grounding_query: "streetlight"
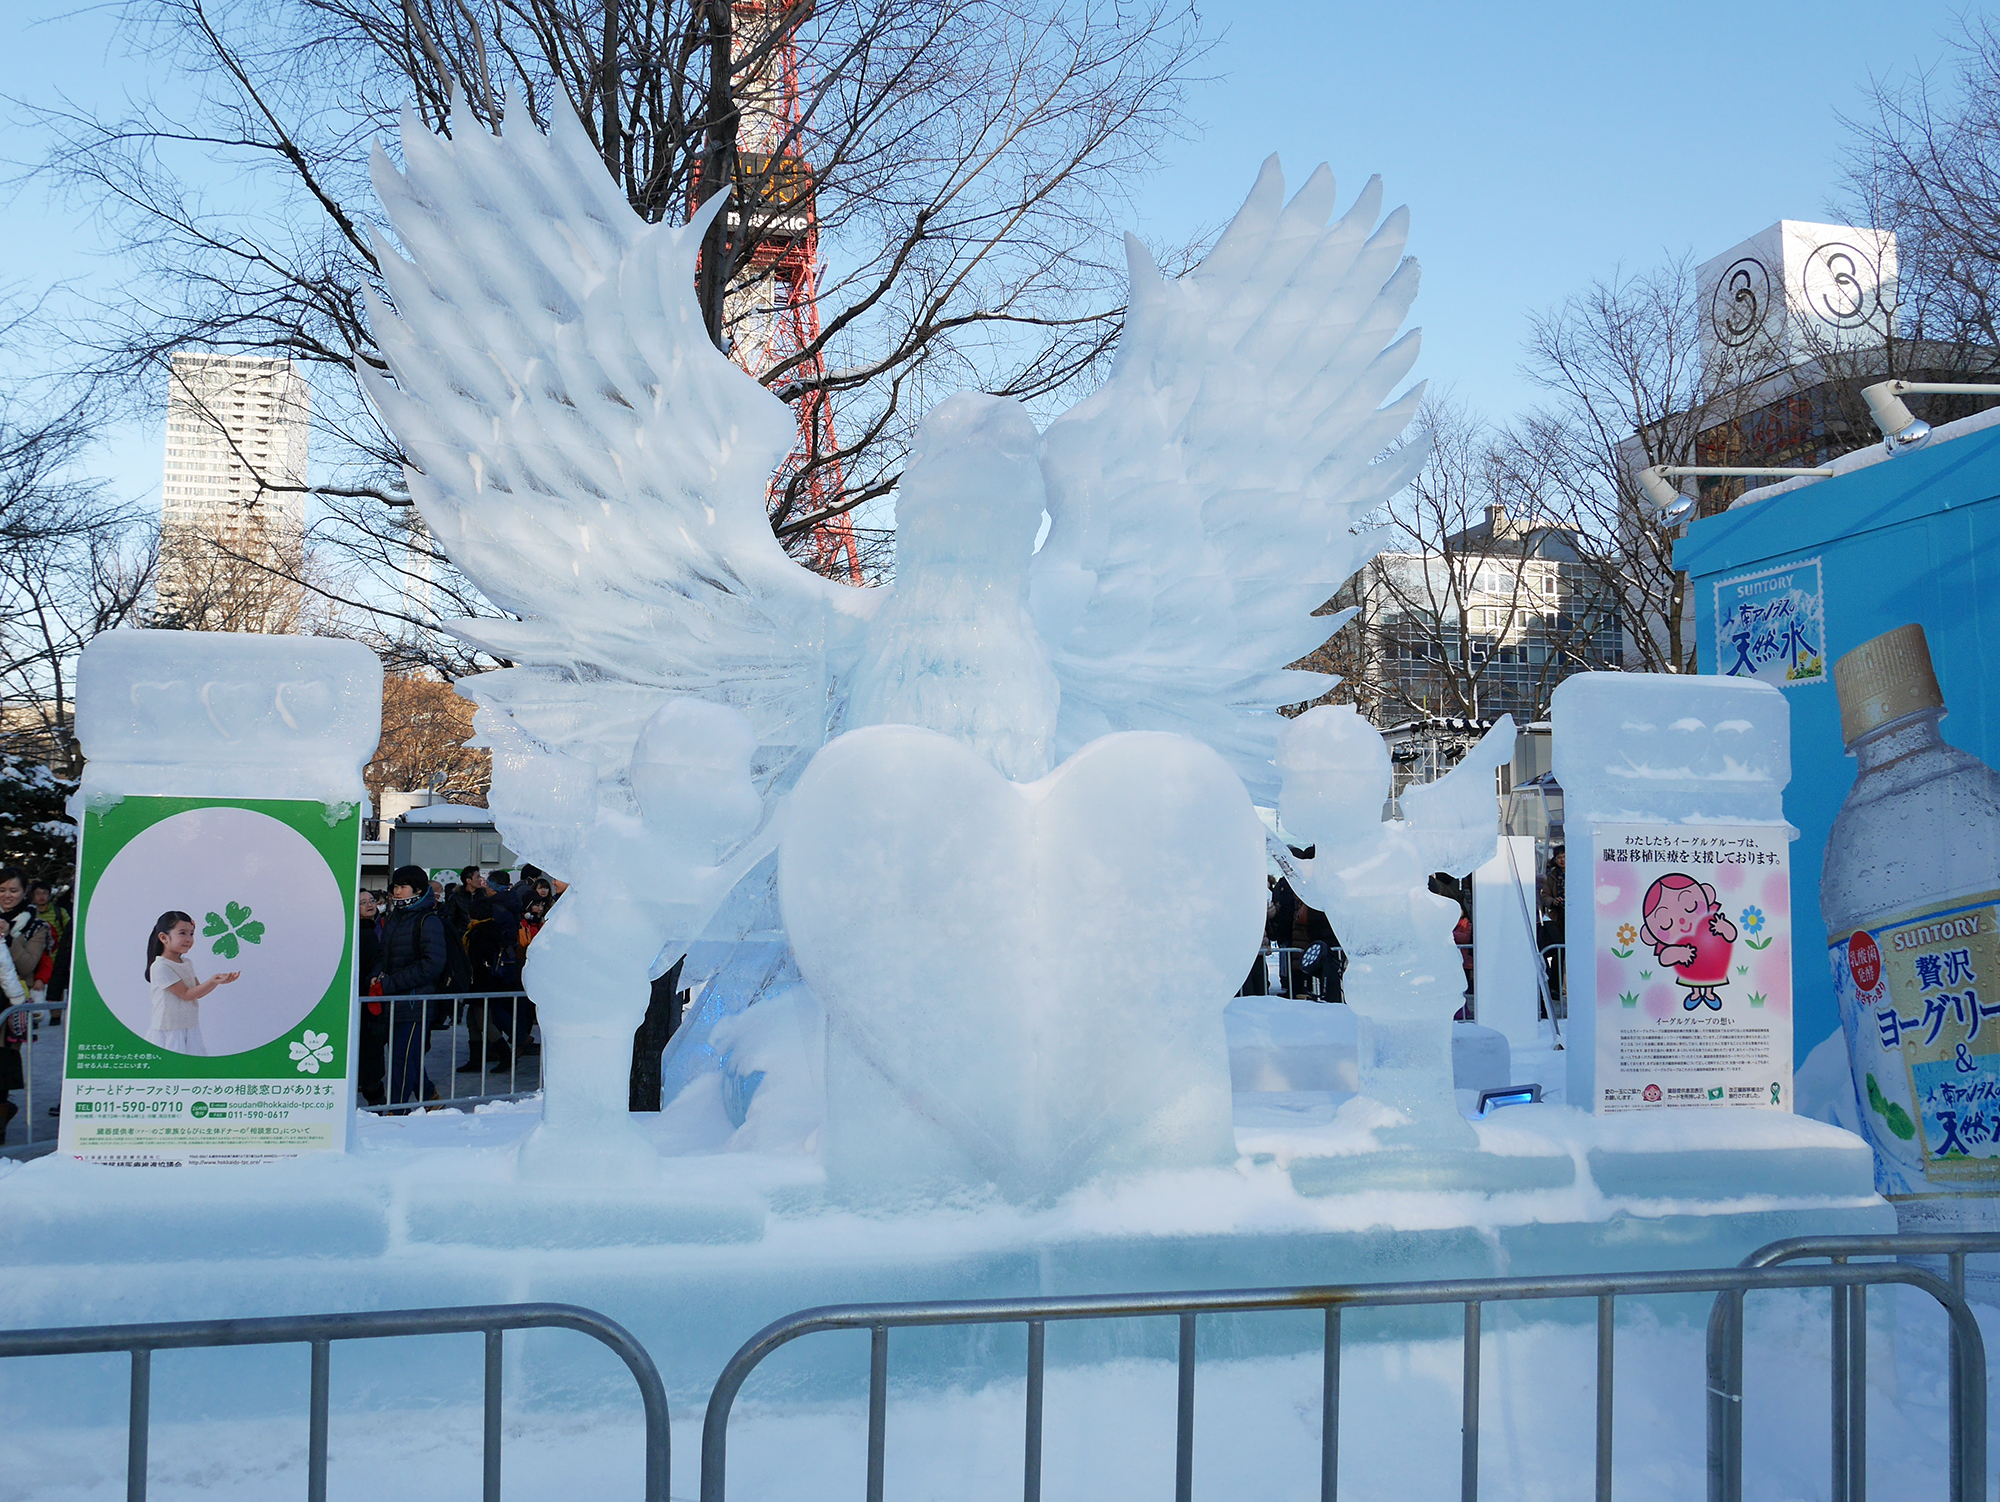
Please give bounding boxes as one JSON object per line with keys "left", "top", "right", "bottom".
{"left": 1635, "top": 464, "right": 1836, "bottom": 524}
{"left": 1861, "top": 380, "right": 2000, "bottom": 455}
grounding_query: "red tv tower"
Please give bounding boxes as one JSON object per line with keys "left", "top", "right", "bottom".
{"left": 725, "top": 1, "right": 862, "bottom": 584}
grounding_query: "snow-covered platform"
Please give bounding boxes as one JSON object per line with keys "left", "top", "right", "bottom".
{"left": 0, "top": 1091, "right": 1889, "bottom": 1414}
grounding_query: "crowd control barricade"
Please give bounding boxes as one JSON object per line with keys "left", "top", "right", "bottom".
{"left": 4, "top": 1239, "right": 1988, "bottom": 1502}
{"left": 1262, "top": 946, "right": 1354, "bottom": 1003}
{"left": 0, "top": 999, "right": 65, "bottom": 1153}
{"left": 356, "top": 991, "right": 540, "bottom": 1114}
{"left": 0, "top": 1302, "right": 669, "bottom": 1502}
{"left": 1540, "top": 943, "right": 1568, "bottom": 1022}
{"left": 1710, "top": 1232, "right": 2000, "bottom": 1502}
{"left": 699, "top": 1249, "right": 1988, "bottom": 1502}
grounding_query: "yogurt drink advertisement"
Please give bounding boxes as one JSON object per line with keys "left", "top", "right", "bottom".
{"left": 1592, "top": 822, "right": 1793, "bottom": 1113}
{"left": 1824, "top": 624, "right": 2000, "bottom": 1224}
{"left": 59, "top": 797, "right": 360, "bottom": 1165}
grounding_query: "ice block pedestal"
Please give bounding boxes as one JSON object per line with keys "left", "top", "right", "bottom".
{"left": 0, "top": 1094, "right": 1887, "bottom": 1415}
{"left": 1553, "top": 673, "right": 1799, "bottom": 1117}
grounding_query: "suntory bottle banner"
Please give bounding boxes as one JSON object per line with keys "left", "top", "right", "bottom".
{"left": 1824, "top": 623, "right": 2000, "bottom": 1219}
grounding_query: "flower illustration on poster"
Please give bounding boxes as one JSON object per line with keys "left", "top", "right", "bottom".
{"left": 1741, "top": 905, "right": 1773, "bottom": 949}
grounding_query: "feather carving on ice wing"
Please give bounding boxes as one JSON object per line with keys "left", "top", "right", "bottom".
{"left": 359, "top": 99, "right": 880, "bottom": 868}
{"left": 363, "top": 100, "right": 1428, "bottom": 875}
{"left": 1033, "top": 157, "right": 1428, "bottom": 801}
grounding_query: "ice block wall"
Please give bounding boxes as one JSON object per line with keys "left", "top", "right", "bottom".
{"left": 1550, "top": 673, "right": 1792, "bottom": 1109}
{"left": 75, "top": 630, "right": 384, "bottom": 806}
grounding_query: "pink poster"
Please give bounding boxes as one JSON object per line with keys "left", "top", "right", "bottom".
{"left": 1591, "top": 822, "right": 1793, "bottom": 1113}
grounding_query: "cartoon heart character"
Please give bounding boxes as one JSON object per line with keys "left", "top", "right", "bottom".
{"left": 1641, "top": 873, "right": 1739, "bottom": 1011}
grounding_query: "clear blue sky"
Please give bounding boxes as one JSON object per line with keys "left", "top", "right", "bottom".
{"left": 1, "top": 0, "right": 1980, "bottom": 506}
{"left": 1132, "top": 0, "right": 1975, "bottom": 427}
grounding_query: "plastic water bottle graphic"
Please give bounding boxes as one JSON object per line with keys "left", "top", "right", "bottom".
{"left": 1822, "top": 624, "right": 2000, "bottom": 1231}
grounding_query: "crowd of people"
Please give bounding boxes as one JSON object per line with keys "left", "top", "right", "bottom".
{"left": 0, "top": 869, "right": 70, "bottom": 1130}
{"left": 0, "top": 840, "right": 1571, "bottom": 1126}
{"left": 355, "top": 863, "right": 560, "bottom": 1107}
{"left": 1243, "top": 847, "right": 1570, "bottom": 1024}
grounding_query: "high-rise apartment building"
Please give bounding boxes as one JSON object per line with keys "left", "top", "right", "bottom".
{"left": 158, "top": 353, "right": 309, "bottom": 629}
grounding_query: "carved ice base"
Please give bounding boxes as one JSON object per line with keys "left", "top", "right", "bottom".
{"left": 515, "top": 1021, "right": 658, "bottom": 1182}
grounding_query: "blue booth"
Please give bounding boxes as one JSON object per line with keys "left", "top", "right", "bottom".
{"left": 1676, "top": 421, "right": 2000, "bottom": 1072}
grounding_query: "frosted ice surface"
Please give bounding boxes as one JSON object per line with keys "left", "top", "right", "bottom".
{"left": 780, "top": 726, "right": 1265, "bottom": 1202}
{"left": 515, "top": 699, "right": 778, "bottom": 1180}
{"left": 1276, "top": 706, "right": 1515, "bottom": 1144}
{"left": 1224, "top": 996, "right": 1511, "bottom": 1096}
{"left": 708, "top": 984, "right": 823, "bottom": 1152}
{"left": 844, "top": 393, "right": 1059, "bottom": 781}
{"left": 76, "top": 630, "right": 382, "bottom": 806}
{"left": 1549, "top": 672, "right": 1790, "bottom": 826}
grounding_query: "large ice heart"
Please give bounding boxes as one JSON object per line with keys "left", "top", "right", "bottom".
{"left": 779, "top": 725, "right": 1265, "bottom": 1202}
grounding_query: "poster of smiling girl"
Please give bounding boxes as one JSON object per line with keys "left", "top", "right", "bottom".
{"left": 55, "top": 630, "right": 378, "bottom": 1166}
{"left": 1590, "top": 823, "right": 1793, "bottom": 1113}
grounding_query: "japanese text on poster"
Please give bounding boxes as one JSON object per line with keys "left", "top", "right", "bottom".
{"left": 1592, "top": 822, "right": 1793, "bottom": 1113}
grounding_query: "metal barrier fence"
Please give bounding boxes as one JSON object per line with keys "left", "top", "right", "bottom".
{"left": 1710, "top": 1232, "right": 2000, "bottom": 1502}
{"left": 699, "top": 1253, "right": 1987, "bottom": 1502}
{"left": 3, "top": 1234, "right": 1990, "bottom": 1500}
{"left": 0, "top": 999, "right": 65, "bottom": 1151}
{"left": 1261, "top": 945, "right": 1339, "bottom": 1001}
{"left": 356, "top": 992, "right": 540, "bottom": 1114}
{"left": 1261, "top": 945, "right": 1478, "bottom": 1014}
{"left": 1261, "top": 944, "right": 1568, "bottom": 1027}
{"left": 0, "top": 1302, "right": 670, "bottom": 1502}
{"left": 1541, "top": 942, "right": 1567, "bottom": 1020}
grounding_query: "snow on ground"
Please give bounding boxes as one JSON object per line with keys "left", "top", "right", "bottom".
{"left": 1, "top": 1289, "right": 1982, "bottom": 1501}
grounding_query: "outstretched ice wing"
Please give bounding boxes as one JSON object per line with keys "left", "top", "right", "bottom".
{"left": 1400, "top": 716, "right": 1516, "bottom": 878}
{"left": 1032, "top": 158, "right": 1426, "bottom": 803}
{"left": 360, "top": 100, "right": 876, "bottom": 833}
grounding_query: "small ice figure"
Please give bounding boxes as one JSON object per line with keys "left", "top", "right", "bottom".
{"left": 512, "top": 700, "right": 775, "bottom": 1179}
{"left": 1276, "top": 706, "right": 1514, "bottom": 1144}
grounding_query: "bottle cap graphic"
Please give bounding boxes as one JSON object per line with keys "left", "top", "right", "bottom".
{"left": 1833, "top": 623, "right": 1945, "bottom": 746}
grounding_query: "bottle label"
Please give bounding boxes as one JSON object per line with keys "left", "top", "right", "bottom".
{"left": 1829, "top": 892, "right": 2000, "bottom": 1195}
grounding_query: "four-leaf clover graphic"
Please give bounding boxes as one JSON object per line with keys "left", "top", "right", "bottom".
{"left": 204, "top": 901, "right": 266, "bottom": 960}
{"left": 290, "top": 1029, "right": 334, "bottom": 1074}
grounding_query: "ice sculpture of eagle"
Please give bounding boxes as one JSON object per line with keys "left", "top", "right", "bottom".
{"left": 358, "top": 101, "right": 1427, "bottom": 868}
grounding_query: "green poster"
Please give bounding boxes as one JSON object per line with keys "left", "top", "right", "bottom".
{"left": 59, "top": 795, "right": 360, "bottom": 1164}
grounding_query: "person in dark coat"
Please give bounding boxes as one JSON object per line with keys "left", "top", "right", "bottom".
{"left": 1267, "top": 876, "right": 1303, "bottom": 996}
{"left": 457, "top": 891, "right": 522, "bottom": 1073}
{"left": 379, "top": 866, "right": 449, "bottom": 1104}
{"left": 356, "top": 889, "right": 387, "bottom": 1105}
{"left": 440, "top": 866, "right": 482, "bottom": 991}
{"left": 486, "top": 869, "right": 525, "bottom": 927}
